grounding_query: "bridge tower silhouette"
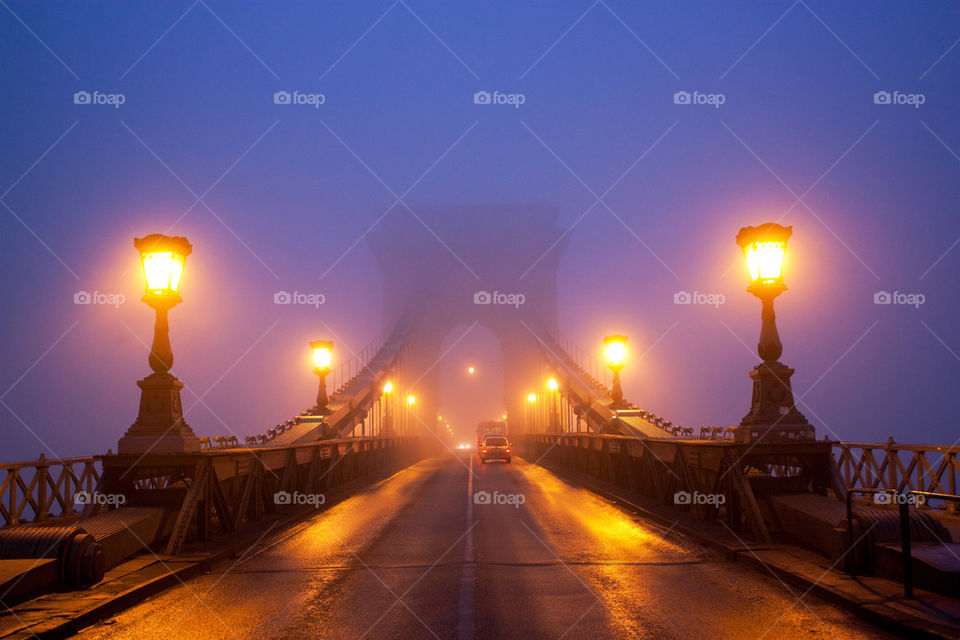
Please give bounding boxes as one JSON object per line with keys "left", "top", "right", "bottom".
{"left": 367, "top": 205, "right": 568, "bottom": 430}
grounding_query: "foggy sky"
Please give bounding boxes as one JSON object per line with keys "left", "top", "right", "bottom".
{"left": 2, "top": 1, "right": 959, "bottom": 460}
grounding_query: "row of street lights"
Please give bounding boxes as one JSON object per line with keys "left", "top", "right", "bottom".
{"left": 118, "top": 221, "right": 807, "bottom": 453}
{"left": 117, "top": 234, "right": 418, "bottom": 453}
{"left": 523, "top": 222, "right": 809, "bottom": 441}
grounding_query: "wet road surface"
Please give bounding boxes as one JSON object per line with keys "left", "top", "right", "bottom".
{"left": 77, "top": 454, "right": 894, "bottom": 639}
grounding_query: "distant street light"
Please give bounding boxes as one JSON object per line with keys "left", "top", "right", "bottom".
{"left": 735, "top": 223, "right": 810, "bottom": 440}
{"left": 546, "top": 378, "right": 560, "bottom": 431}
{"left": 407, "top": 394, "right": 416, "bottom": 406}
{"left": 310, "top": 340, "right": 333, "bottom": 415}
{"left": 604, "top": 335, "right": 627, "bottom": 409}
{"left": 118, "top": 234, "right": 200, "bottom": 454}
{"left": 383, "top": 380, "right": 393, "bottom": 394}
{"left": 525, "top": 393, "right": 537, "bottom": 433}
{"left": 467, "top": 366, "right": 475, "bottom": 375}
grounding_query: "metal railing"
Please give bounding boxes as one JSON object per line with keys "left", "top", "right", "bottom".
{"left": 0, "top": 455, "right": 101, "bottom": 528}
{"left": 845, "top": 488, "right": 960, "bottom": 598}
{"left": 834, "top": 439, "right": 960, "bottom": 506}
{"left": 331, "top": 327, "right": 390, "bottom": 394}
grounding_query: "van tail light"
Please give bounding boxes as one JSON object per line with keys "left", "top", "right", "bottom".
{"left": 482, "top": 449, "right": 488, "bottom": 454}
{"left": 506, "top": 448, "right": 511, "bottom": 453}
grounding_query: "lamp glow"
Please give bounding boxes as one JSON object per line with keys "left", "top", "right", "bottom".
{"left": 603, "top": 335, "right": 627, "bottom": 369}
{"left": 547, "top": 378, "right": 558, "bottom": 392}
{"left": 407, "top": 394, "right": 416, "bottom": 406}
{"left": 467, "top": 366, "right": 475, "bottom": 374}
{"left": 737, "top": 223, "right": 791, "bottom": 289}
{"left": 527, "top": 393, "right": 537, "bottom": 403}
{"left": 310, "top": 340, "right": 333, "bottom": 373}
{"left": 383, "top": 380, "right": 393, "bottom": 394}
{"left": 135, "top": 235, "right": 191, "bottom": 299}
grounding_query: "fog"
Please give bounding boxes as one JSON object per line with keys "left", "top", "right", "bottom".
{"left": 2, "top": 2, "right": 959, "bottom": 461}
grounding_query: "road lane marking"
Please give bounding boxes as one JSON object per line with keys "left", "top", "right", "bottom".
{"left": 457, "top": 454, "right": 476, "bottom": 640}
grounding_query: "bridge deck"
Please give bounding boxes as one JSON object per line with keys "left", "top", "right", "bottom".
{"left": 73, "top": 455, "right": 891, "bottom": 640}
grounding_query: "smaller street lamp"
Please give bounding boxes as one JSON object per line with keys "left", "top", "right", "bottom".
{"left": 546, "top": 378, "right": 560, "bottom": 431}
{"left": 467, "top": 366, "right": 475, "bottom": 375}
{"left": 407, "top": 394, "right": 416, "bottom": 406}
{"left": 735, "top": 223, "right": 810, "bottom": 440}
{"left": 310, "top": 340, "right": 333, "bottom": 415}
{"left": 382, "top": 380, "right": 394, "bottom": 434}
{"left": 604, "top": 335, "right": 628, "bottom": 409}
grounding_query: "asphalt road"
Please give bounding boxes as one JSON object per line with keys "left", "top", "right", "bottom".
{"left": 77, "top": 454, "right": 894, "bottom": 639}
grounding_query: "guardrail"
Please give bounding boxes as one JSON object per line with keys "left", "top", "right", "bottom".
{"left": 834, "top": 440, "right": 960, "bottom": 509}
{"left": 0, "top": 455, "right": 101, "bottom": 528}
{"left": 97, "top": 436, "right": 425, "bottom": 554}
{"left": 897, "top": 491, "right": 960, "bottom": 598}
{"left": 846, "top": 488, "right": 960, "bottom": 598}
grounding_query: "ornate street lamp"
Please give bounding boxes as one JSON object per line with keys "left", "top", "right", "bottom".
{"left": 525, "top": 392, "right": 537, "bottom": 432}
{"left": 604, "top": 335, "right": 627, "bottom": 409}
{"left": 735, "top": 223, "right": 810, "bottom": 440}
{"left": 547, "top": 377, "right": 562, "bottom": 431}
{"left": 310, "top": 340, "right": 333, "bottom": 415}
{"left": 382, "top": 380, "right": 393, "bottom": 435}
{"left": 118, "top": 234, "right": 200, "bottom": 454}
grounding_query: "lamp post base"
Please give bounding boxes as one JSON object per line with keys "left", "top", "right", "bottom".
{"left": 736, "top": 361, "right": 813, "bottom": 443}
{"left": 118, "top": 373, "right": 201, "bottom": 454}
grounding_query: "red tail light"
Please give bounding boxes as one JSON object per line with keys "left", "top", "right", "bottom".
{"left": 506, "top": 448, "right": 511, "bottom": 453}
{"left": 482, "top": 449, "right": 488, "bottom": 454}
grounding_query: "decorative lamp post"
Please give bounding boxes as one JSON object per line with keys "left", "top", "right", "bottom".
{"left": 118, "top": 234, "right": 200, "bottom": 454}
{"left": 310, "top": 340, "right": 333, "bottom": 415}
{"left": 382, "top": 380, "right": 393, "bottom": 435}
{"left": 604, "top": 335, "right": 627, "bottom": 409}
{"left": 547, "top": 378, "right": 560, "bottom": 432}
{"left": 527, "top": 393, "right": 537, "bottom": 432}
{"left": 405, "top": 394, "right": 416, "bottom": 437}
{"left": 735, "top": 223, "right": 811, "bottom": 441}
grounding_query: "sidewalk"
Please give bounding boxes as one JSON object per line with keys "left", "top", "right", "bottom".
{"left": 0, "top": 464, "right": 411, "bottom": 639}
{"left": 536, "top": 458, "right": 960, "bottom": 640}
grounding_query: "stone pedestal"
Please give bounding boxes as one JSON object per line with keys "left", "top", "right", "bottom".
{"left": 735, "top": 361, "right": 814, "bottom": 443}
{"left": 118, "top": 373, "right": 200, "bottom": 454}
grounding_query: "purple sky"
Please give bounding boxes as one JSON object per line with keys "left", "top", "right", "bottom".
{"left": 1, "top": 1, "right": 959, "bottom": 460}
